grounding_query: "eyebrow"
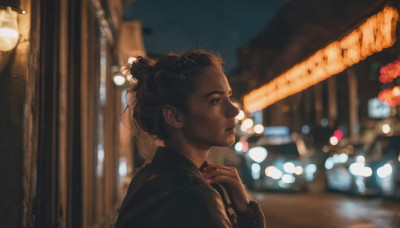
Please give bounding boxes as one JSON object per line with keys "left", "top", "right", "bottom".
{"left": 204, "top": 90, "right": 232, "bottom": 98}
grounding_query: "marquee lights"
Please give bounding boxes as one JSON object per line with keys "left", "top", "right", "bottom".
{"left": 244, "top": 6, "right": 399, "bottom": 113}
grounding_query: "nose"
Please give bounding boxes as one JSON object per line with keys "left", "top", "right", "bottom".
{"left": 226, "top": 101, "right": 240, "bottom": 118}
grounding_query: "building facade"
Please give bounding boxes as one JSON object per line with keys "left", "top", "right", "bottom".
{"left": 0, "top": 0, "right": 144, "bottom": 227}
{"left": 239, "top": 0, "right": 400, "bottom": 146}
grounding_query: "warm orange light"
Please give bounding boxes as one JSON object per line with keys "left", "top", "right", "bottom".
{"left": 379, "top": 86, "right": 400, "bottom": 107}
{"left": 244, "top": 6, "right": 399, "bottom": 113}
{"left": 0, "top": 7, "right": 19, "bottom": 51}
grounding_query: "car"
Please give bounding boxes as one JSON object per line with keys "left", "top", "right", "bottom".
{"left": 348, "top": 136, "right": 400, "bottom": 198}
{"left": 240, "top": 134, "right": 317, "bottom": 192}
{"left": 324, "top": 142, "right": 364, "bottom": 193}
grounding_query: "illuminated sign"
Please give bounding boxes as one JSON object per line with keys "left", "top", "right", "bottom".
{"left": 244, "top": 6, "right": 399, "bottom": 113}
{"left": 263, "top": 126, "right": 290, "bottom": 137}
{"left": 368, "top": 98, "right": 391, "bottom": 118}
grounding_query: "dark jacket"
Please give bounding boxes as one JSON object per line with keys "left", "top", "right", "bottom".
{"left": 115, "top": 147, "right": 266, "bottom": 228}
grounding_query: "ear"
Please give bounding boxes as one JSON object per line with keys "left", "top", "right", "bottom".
{"left": 162, "top": 105, "right": 185, "bottom": 129}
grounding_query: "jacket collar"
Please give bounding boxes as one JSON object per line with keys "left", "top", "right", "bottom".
{"left": 150, "top": 147, "right": 208, "bottom": 177}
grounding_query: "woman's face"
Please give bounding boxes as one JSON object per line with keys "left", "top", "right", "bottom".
{"left": 181, "top": 66, "right": 239, "bottom": 148}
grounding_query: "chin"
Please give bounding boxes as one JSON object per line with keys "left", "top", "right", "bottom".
{"left": 218, "top": 136, "right": 236, "bottom": 147}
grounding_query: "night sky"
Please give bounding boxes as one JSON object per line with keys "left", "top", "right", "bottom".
{"left": 123, "top": 0, "right": 283, "bottom": 71}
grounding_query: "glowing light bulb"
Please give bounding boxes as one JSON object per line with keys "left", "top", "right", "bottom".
{"left": 113, "top": 73, "right": 126, "bottom": 86}
{"left": 0, "top": 7, "right": 19, "bottom": 51}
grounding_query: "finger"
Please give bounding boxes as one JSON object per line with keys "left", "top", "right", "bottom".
{"left": 204, "top": 163, "right": 226, "bottom": 170}
{"left": 207, "top": 175, "right": 238, "bottom": 185}
{"left": 204, "top": 165, "right": 238, "bottom": 175}
{"left": 202, "top": 167, "right": 239, "bottom": 181}
{"left": 202, "top": 167, "right": 232, "bottom": 178}
{"left": 204, "top": 164, "right": 237, "bottom": 175}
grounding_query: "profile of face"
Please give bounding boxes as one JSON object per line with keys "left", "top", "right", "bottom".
{"left": 181, "top": 66, "right": 239, "bottom": 148}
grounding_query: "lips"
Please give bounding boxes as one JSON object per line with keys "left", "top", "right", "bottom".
{"left": 226, "top": 128, "right": 236, "bottom": 134}
{"left": 225, "top": 125, "right": 236, "bottom": 134}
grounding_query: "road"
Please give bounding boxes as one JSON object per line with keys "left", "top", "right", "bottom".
{"left": 248, "top": 190, "right": 400, "bottom": 228}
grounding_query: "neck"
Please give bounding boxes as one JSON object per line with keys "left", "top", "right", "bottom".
{"left": 165, "top": 133, "right": 210, "bottom": 168}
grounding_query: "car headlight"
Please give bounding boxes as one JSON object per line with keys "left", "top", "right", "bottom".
{"left": 355, "top": 155, "right": 365, "bottom": 163}
{"left": 282, "top": 174, "right": 296, "bottom": 184}
{"left": 377, "top": 163, "right": 392, "bottom": 178}
{"left": 325, "top": 157, "right": 334, "bottom": 170}
{"left": 305, "top": 164, "right": 317, "bottom": 174}
{"left": 251, "top": 163, "right": 261, "bottom": 180}
{"left": 294, "top": 166, "right": 303, "bottom": 175}
{"left": 248, "top": 147, "right": 268, "bottom": 163}
{"left": 349, "top": 162, "right": 372, "bottom": 177}
{"left": 305, "top": 164, "right": 317, "bottom": 181}
{"left": 283, "top": 162, "right": 295, "bottom": 174}
{"left": 265, "top": 166, "right": 283, "bottom": 180}
{"left": 333, "top": 153, "right": 348, "bottom": 164}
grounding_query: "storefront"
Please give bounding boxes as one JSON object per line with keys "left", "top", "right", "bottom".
{"left": 0, "top": 0, "right": 144, "bottom": 227}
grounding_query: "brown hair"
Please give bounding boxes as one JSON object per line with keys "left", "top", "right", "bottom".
{"left": 127, "top": 50, "right": 223, "bottom": 141}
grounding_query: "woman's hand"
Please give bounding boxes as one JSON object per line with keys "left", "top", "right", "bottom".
{"left": 201, "top": 163, "right": 249, "bottom": 213}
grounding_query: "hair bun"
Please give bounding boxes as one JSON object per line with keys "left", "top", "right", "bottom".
{"left": 129, "top": 56, "right": 156, "bottom": 91}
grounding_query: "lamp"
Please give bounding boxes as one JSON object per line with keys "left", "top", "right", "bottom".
{"left": 111, "top": 65, "right": 126, "bottom": 86}
{"left": 113, "top": 72, "right": 126, "bottom": 86}
{"left": 0, "top": 1, "right": 25, "bottom": 52}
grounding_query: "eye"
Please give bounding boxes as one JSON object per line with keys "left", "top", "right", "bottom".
{"left": 211, "top": 98, "right": 222, "bottom": 105}
{"left": 229, "top": 95, "right": 233, "bottom": 101}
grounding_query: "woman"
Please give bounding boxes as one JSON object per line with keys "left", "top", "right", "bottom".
{"left": 115, "top": 51, "right": 266, "bottom": 228}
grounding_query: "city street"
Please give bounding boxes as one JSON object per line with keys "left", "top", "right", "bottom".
{"left": 3, "top": 0, "right": 400, "bottom": 227}
{"left": 249, "top": 190, "right": 400, "bottom": 228}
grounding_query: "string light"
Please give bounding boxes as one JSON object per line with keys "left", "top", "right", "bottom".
{"left": 244, "top": 6, "right": 399, "bottom": 113}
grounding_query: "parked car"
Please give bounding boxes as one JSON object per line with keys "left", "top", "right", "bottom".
{"left": 240, "top": 135, "right": 316, "bottom": 192}
{"left": 324, "top": 142, "right": 364, "bottom": 193}
{"left": 348, "top": 136, "right": 400, "bottom": 198}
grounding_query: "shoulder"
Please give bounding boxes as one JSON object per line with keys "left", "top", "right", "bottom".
{"left": 174, "top": 179, "right": 232, "bottom": 227}
{"left": 152, "top": 173, "right": 232, "bottom": 227}
{"left": 117, "top": 172, "right": 232, "bottom": 228}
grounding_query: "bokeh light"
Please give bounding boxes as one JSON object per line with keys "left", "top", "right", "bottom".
{"left": 248, "top": 147, "right": 268, "bottom": 163}
{"left": 254, "top": 124, "right": 264, "bottom": 134}
{"left": 330, "top": 136, "right": 339, "bottom": 145}
{"left": 236, "top": 110, "right": 245, "bottom": 120}
{"left": 382, "top": 124, "right": 391, "bottom": 134}
{"left": 242, "top": 118, "right": 254, "bottom": 129}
